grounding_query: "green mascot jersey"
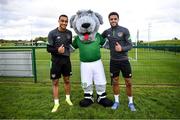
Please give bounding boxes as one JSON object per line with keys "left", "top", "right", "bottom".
{"left": 72, "top": 33, "right": 105, "bottom": 62}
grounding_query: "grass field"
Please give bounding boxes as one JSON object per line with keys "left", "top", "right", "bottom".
{"left": 0, "top": 47, "right": 180, "bottom": 119}
{"left": 149, "top": 40, "right": 180, "bottom": 46}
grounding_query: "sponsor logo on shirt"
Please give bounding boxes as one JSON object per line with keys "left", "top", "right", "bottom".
{"left": 57, "top": 36, "right": 61, "bottom": 39}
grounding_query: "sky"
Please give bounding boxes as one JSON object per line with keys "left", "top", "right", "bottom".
{"left": 0, "top": 0, "right": 180, "bottom": 42}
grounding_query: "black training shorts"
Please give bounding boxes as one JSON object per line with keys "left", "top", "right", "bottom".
{"left": 110, "top": 59, "right": 132, "bottom": 78}
{"left": 50, "top": 56, "right": 72, "bottom": 80}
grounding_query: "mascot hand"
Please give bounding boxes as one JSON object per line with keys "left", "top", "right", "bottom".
{"left": 102, "top": 39, "right": 110, "bottom": 49}
{"left": 69, "top": 44, "right": 76, "bottom": 53}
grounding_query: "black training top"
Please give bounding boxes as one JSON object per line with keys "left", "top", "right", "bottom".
{"left": 102, "top": 25, "right": 132, "bottom": 61}
{"left": 47, "top": 28, "right": 72, "bottom": 60}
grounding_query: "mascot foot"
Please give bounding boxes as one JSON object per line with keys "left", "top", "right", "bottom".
{"left": 97, "top": 92, "right": 113, "bottom": 107}
{"left": 79, "top": 93, "right": 94, "bottom": 107}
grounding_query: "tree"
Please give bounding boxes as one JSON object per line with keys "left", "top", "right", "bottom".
{"left": 173, "top": 37, "right": 178, "bottom": 40}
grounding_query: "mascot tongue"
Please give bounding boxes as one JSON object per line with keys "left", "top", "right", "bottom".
{"left": 84, "top": 34, "right": 89, "bottom": 40}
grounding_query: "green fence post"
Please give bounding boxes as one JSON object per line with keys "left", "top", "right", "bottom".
{"left": 32, "top": 47, "right": 37, "bottom": 83}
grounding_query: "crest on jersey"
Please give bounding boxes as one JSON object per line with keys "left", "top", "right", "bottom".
{"left": 118, "top": 32, "right": 123, "bottom": 37}
{"left": 66, "top": 34, "right": 71, "bottom": 39}
{"left": 51, "top": 74, "right": 56, "bottom": 78}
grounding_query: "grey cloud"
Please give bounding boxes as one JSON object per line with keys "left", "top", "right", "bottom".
{"left": 0, "top": 0, "right": 8, "bottom": 5}
{"left": 147, "top": 15, "right": 171, "bottom": 23}
{"left": 1, "top": 0, "right": 33, "bottom": 15}
{"left": 31, "top": 18, "right": 56, "bottom": 29}
{"left": 173, "top": 17, "right": 180, "bottom": 23}
{"left": 147, "top": 8, "right": 180, "bottom": 24}
{"left": 146, "top": 0, "right": 180, "bottom": 24}
{"left": 1, "top": 11, "right": 26, "bottom": 22}
{"left": 0, "top": 0, "right": 46, "bottom": 29}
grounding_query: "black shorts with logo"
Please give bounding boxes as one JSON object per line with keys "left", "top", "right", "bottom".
{"left": 50, "top": 56, "right": 72, "bottom": 80}
{"left": 110, "top": 59, "right": 132, "bottom": 78}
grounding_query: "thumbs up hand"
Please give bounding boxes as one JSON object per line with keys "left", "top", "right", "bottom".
{"left": 58, "top": 44, "right": 65, "bottom": 54}
{"left": 115, "top": 42, "right": 122, "bottom": 52}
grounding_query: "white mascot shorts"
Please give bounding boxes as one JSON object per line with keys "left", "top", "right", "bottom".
{"left": 80, "top": 59, "right": 107, "bottom": 88}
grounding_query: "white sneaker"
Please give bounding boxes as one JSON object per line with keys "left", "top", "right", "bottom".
{"left": 66, "top": 99, "right": 73, "bottom": 106}
{"left": 111, "top": 102, "right": 119, "bottom": 110}
{"left": 128, "top": 103, "right": 136, "bottom": 111}
{"left": 51, "top": 104, "right": 59, "bottom": 112}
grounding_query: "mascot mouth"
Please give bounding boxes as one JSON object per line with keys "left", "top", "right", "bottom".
{"left": 83, "top": 32, "right": 90, "bottom": 40}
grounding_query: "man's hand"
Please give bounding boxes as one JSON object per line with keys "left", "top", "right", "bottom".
{"left": 115, "top": 42, "right": 122, "bottom": 52}
{"left": 58, "top": 44, "right": 65, "bottom": 54}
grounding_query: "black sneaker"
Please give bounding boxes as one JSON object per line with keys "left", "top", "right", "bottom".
{"left": 97, "top": 93, "right": 113, "bottom": 107}
{"left": 79, "top": 98, "right": 94, "bottom": 107}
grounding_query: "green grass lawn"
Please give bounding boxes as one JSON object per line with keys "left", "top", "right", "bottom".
{"left": 149, "top": 40, "right": 180, "bottom": 46}
{"left": 0, "top": 47, "right": 180, "bottom": 119}
{"left": 0, "top": 82, "right": 179, "bottom": 119}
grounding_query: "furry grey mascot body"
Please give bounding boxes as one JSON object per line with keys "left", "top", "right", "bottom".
{"left": 70, "top": 10, "right": 113, "bottom": 107}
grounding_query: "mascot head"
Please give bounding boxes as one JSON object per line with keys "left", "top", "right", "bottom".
{"left": 70, "top": 10, "right": 103, "bottom": 41}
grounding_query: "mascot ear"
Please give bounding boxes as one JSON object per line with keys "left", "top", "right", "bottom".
{"left": 70, "top": 15, "right": 76, "bottom": 28}
{"left": 95, "top": 12, "right": 103, "bottom": 25}
{"left": 77, "top": 10, "right": 82, "bottom": 15}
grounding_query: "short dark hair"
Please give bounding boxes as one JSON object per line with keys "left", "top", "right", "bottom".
{"left": 108, "top": 12, "right": 119, "bottom": 19}
{"left": 59, "top": 14, "right": 68, "bottom": 20}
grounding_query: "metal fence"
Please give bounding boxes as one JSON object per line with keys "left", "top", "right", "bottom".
{"left": 0, "top": 46, "right": 180, "bottom": 85}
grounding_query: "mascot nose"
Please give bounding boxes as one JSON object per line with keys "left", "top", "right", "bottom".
{"left": 82, "top": 23, "right": 90, "bottom": 28}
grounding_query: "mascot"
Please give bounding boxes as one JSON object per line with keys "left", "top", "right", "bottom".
{"left": 70, "top": 10, "right": 113, "bottom": 107}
